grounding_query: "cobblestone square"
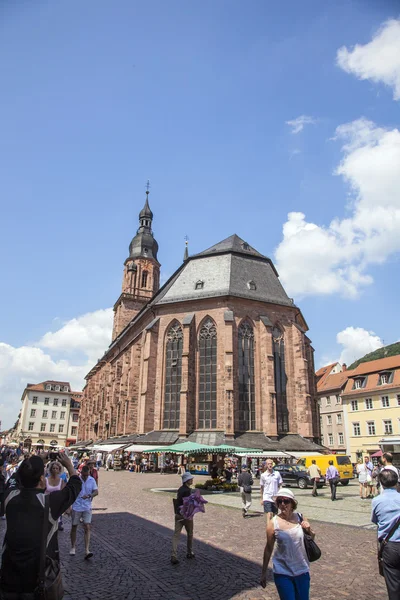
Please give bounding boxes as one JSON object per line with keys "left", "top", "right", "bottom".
{"left": 1, "top": 471, "right": 387, "bottom": 600}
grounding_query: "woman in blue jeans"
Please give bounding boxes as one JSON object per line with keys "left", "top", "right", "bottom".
{"left": 260, "top": 488, "right": 315, "bottom": 600}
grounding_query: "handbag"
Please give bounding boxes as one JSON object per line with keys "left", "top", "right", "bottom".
{"left": 243, "top": 485, "right": 252, "bottom": 493}
{"left": 35, "top": 495, "right": 64, "bottom": 600}
{"left": 298, "top": 514, "right": 321, "bottom": 562}
{"left": 377, "top": 515, "right": 400, "bottom": 577}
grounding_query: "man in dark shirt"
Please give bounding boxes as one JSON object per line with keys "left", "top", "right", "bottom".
{"left": 0, "top": 452, "right": 81, "bottom": 599}
{"left": 238, "top": 465, "right": 254, "bottom": 517}
{"left": 171, "top": 472, "right": 195, "bottom": 565}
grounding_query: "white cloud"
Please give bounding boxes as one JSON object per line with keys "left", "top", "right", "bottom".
{"left": 0, "top": 308, "right": 113, "bottom": 431}
{"left": 286, "top": 115, "right": 317, "bottom": 134}
{"left": 275, "top": 118, "right": 400, "bottom": 298}
{"left": 336, "top": 326, "right": 383, "bottom": 366}
{"left": 337, "top": 19, "right": 400, "bottom": 100}
{"left": 40, "top": 308, "right": 113, "bottom": 362}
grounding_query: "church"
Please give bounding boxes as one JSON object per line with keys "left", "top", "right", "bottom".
{"left": 78, "top": 191, "right": 320, "bottom": 451}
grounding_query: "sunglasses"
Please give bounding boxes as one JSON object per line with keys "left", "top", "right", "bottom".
{"left": 277, "top": 498, "right": 292, "bottom": 505}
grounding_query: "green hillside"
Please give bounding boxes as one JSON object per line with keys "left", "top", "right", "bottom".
{"left": 348, "top": 342, "right": 400, "bottom": 370}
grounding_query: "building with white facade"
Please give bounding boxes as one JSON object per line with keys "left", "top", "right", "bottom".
{"left": 16, "top": 380, "right": 81, "bottom": 449}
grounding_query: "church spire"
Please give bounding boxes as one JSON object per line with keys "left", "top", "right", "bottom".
{"left": 183, "top": 236, "right": 189, "bottom": 262}
{"left": 138, "top": 181, "right": 153, "bottom": 230}
{"left": 129, "top": 183, "right": 159, "bottom": 261}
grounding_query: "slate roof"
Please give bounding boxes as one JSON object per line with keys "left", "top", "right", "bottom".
{"left": 137, "top": 430, "right": 180, "bottom": 444}
{"left": 276, "top": 434, "right": 327, "bottom": 453}
{"left": 88, "top": 430, "right": 325, "bottom": 453}
{"left": 155, "top": 237, "right": 293, "bottom": 308}
{"left": 192, "top": 234, "right": 267, "bottom": 260}
{"left": 187, "top": 431, "right": 226, "bottom": 446}
{"left": 106, "top": 232, "right": 300, "bottom": 357}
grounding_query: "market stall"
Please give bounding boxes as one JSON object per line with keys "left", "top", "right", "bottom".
{"left": 142, "top": 442, "right": 271, "bottom": 474}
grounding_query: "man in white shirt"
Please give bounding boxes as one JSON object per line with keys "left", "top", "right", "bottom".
{"left": 307, "top": 460, "right": 321, "bottom": 497}
{"left": 379, "top": 452, "right": 400, "bottom": 494}
{"left": 260, "top": 459, "right": 282, "bottom": 520}
{"left": 70, "top": 465, "right": 98, "bottom": 559}
{"left": 96, "top": 451, "right": 103, "bottom": 470}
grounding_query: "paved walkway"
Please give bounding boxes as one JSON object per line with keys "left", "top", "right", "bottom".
{"left": 0, "top": 472, "right": 388, "bottom": 599}
{"left": 153, "top": 476, "right": 376, "bottom": 528}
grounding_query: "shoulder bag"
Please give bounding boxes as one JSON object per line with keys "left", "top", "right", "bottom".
{"left": 35, "top": 494, "right": 64, "bottom": 600}
{"left": 298, "top": 514, "right": 321, "bottom": 562}
{"left": 377, "top": 515, "right": 400, "bottom": 577}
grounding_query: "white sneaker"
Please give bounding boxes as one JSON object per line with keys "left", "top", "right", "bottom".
{"left": 69, "top": 548, "right": 76, "bottom": 556}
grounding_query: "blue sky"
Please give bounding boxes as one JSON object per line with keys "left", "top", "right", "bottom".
{"left": 1, "top": 1, "right": 400, "bottom": 429}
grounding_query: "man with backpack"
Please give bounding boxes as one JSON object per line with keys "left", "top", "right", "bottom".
{"left": 0, "top": 453, "right": 81, "bottom": 600}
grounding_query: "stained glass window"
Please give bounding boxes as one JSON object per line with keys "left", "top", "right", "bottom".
{"left": 163, "top": 322, "right": 183, "bottom": 429}
{"left": 198, "top": 318, "right": 217, "bottom": 429}
{"left": 273, "top": 326, "right": 289, "bottom": 433}
{"left": 238, "top": 321, "right": 255, "bottom": 430}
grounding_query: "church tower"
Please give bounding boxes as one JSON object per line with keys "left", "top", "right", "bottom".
{"left": 112, "top": 189, "right": 160, "bottom": 341}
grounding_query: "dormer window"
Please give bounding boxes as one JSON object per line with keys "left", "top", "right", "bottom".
{"left": 247, "top": 280, "right": 257, "bottom": 291}
{"left": 352, "top": 376, "right": 367, "bottom": 390}
{"left": 45, "top": 384, "right": 51, "bottom": 391}
{"left": 195, "top": 280, "right": 204, "bottom": 290}
{"left": 242, "top": 242, "right": 249, "bottom": 250}
{"left": 63, "top": 386, "right": 69, "bottom": 392}
{"left": 55, "top": 385, "right": 60, "bottom": 391}
{"left": 378, "top": 371, "right": 393, "bottom": 385}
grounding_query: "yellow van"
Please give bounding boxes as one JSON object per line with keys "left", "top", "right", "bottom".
{"left": 296, "top": 454, "right": 353, "bottom": 485}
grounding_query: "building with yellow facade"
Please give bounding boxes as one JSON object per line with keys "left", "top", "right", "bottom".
{"left": 341, "top": 356, "right": 400, "bottom": 462}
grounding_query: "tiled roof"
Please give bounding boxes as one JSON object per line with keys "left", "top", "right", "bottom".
{"left": 317, "top": 370, "right": 352, "bottom": 394}
{"left": 351, "top": 355, "right": 400, "bottom": 376}
{"left": 342, "top": 368, "right": 400, "bottom": 396}
{"left": 316, "top": 363, "right": 337, "bottom": 378}
{"left": 316, "top": 362, "right": 340, "bottom": 389}
{"left": 26, "top": 380, "right": 71, "bottom": 392}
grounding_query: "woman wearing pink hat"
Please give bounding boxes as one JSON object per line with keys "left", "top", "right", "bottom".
{"left": 260, "top": 488, "right": 316, "bottom": 600}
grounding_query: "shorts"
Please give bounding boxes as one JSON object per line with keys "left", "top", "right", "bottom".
{"left": 71, "top": 510, "right": 92, "bottom": 526}
{"left": 263, "top": 500, "right": 278, "bottom": 514}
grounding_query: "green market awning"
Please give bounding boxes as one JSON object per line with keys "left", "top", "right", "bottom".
{"left": 142, "top": 441, "right": 212, "bottom": 454}
{"left": 142, "top": 442, "right": 281, "bottom": 456}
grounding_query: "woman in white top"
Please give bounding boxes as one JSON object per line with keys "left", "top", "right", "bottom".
{"left": 46, "top": 461, "right": 66, "bottom": 530}
{"left": 260, "top": 488, "right": 315, "bottom": 600}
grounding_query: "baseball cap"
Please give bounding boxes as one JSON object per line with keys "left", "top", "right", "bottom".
{"left": 182, "top": 472, "right": 194, "bottom": 483}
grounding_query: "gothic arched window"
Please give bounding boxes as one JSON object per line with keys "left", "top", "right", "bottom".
{"left": 198, "top": 318, "right": 217, "bottom": 429}
{"left": 273, "top": 325, "right": 289, "bottom": 433}
{"left": 238, "top": 321, "right": 255, "bottom": 430}
{"left": 163, "top": 322, "right": 183, "bottom": 429}
{"left": 141, "top": 270, "right": 148, "bottom": 288}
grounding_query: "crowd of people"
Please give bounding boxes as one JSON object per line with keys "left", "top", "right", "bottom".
{"left": 1, "top": 444, "right": 399, "bottom": 600}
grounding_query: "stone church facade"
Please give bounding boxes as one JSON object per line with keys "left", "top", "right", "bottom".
{"left": 78, "top": 193, "right": 319, "bottom": 446}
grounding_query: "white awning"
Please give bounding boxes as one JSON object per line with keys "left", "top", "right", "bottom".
{"left": 288, "top": 451, "right": 325, "bottom": 458}
{"left": 91, "top": 444, "right": 126, "bottom": 452}
{"left": 124, "top": 444, "right": 160, "bottom": 453}
{"left": 234, "top": 451, "right": 290, "bottom": 458}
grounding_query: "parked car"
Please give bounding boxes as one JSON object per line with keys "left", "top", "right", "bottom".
{"left": 296, "top": 454, "right": 353, "bottom": 486}
{"left": 274, "top": 464, "right": 326, "bottom": 489}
